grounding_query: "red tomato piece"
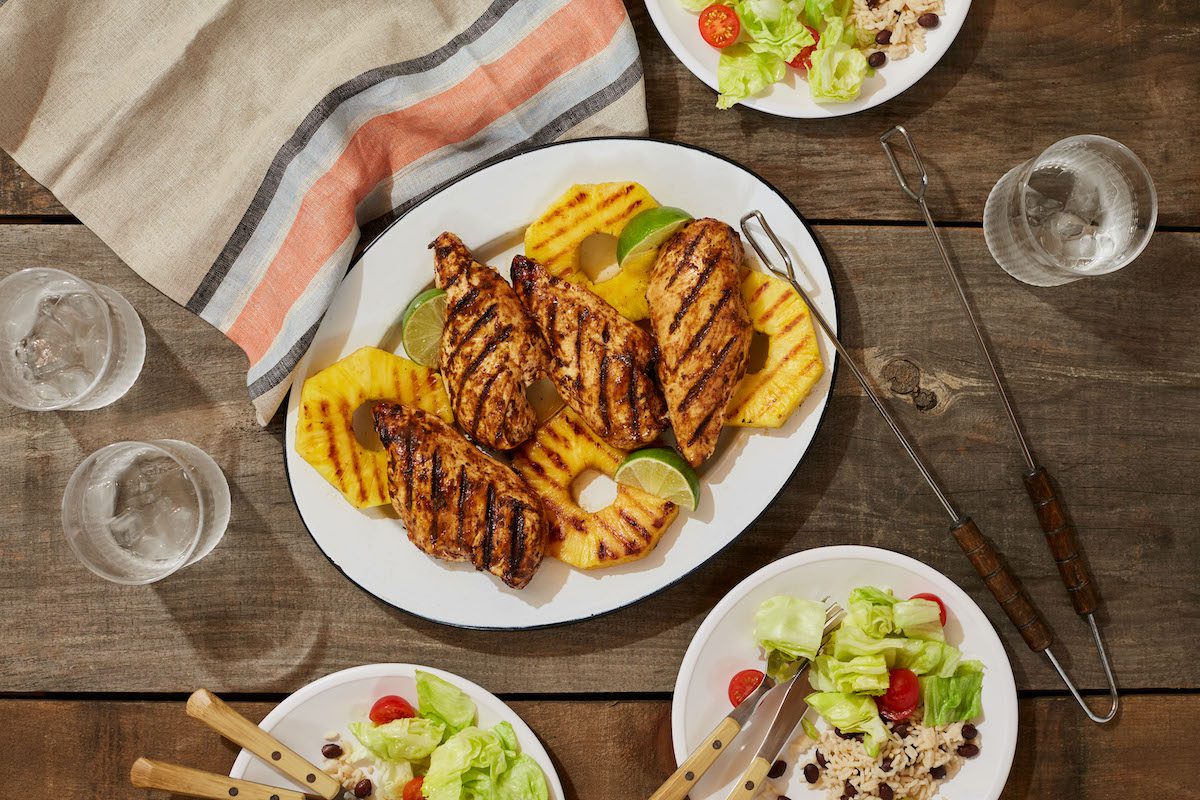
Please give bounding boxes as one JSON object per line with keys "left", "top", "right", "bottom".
{"left": 910, "top": 592, "right": 948, "bottom": 626}
{"left": 699, "top": 4, "right": 740, "bottom": 49}
{"left": 876, "top": 668, "right": 920, "bottom": 721}
{"left": 728, "top": 669, "right": 765, "bottom": 707}
{"left": 402, "top": 777, "right": 424, "bottom": 800}
{"left": 787, "top": 26, "right": 820, "bottom": 70}
{"left": 369, "top": 695, "right": 417, "bottom": 725}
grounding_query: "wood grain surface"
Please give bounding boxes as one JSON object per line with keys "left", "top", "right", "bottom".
{"left": 2, "top": 696, "right": 1194, "bottom": 799}
{"left": 2, "top": 223, "right": 1196, "bottom": 695}
{"left": 2, "top": 0, "right": 1198, "bottom": 226}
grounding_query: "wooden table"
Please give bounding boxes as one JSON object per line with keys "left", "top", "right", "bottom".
{"left": 2, "top": 1, "right": 1198, "bottom": 796}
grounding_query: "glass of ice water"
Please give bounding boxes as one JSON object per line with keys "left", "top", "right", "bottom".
{"left": 983, "top": 135, "right": 1156, "bottom": 286}
{"left": 61, "top": 440, "right": 231, "bottom": 584}
{"left": 0, "top": 267, "right": 146, "bottom": 410}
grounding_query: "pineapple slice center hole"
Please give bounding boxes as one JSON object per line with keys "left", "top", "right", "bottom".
{"left": 572, "top": 468, "right": 618, "bottom": 513}
{"left": 351, "top": 401, "right": 385, "bottom": 452}
{"left": 578, "top": 233, "right": 621, "bottom": 283}
{"left": 744, "top": 330, "right": 770, "bottom": 375}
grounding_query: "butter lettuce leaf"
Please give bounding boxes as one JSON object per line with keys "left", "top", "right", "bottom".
{"left": 716, "top": 44, "right": 787, "bottom": 109}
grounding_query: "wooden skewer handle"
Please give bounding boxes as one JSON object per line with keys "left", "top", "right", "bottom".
{"left": 186, "top": 689, "right": 342, "bottom": 800}
{"left": 1023, "top": 466, "right": 1100, "bottom": 616}
{"left": 724, "top": 755, "right": 772, "bottom": 800}
{"left": 951, "top": 516, "right": 1054, "bottom": 652}
{"left": 130, "top": 758, "right": 308, "bottom": 800}
{"left": 649, "top": 715, "right": 741, "bottom": 800}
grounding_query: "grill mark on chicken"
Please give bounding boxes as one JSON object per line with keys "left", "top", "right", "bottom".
{"left": 402, "top": 426, "right": 415, "bottom": 511}
{"left": 456, "top": 465, "right": 470, "bottom": 551}
{"left": 687, "top": 403, "right": 723, "bottom": 447}
{"left": 680, "top": 334, "right": 738, "bottom": 414}
{"left": 666, "top": 229, "right": 705, "bottom": 289}
{"left": 481, "top": 483, "right": 497, "bottom": 571}
{"left": 624, "top": 352, "right": 638, "bottom": 435}
{"left": 430, "top": 449, "right": 444, "bottom": 543}
{"left": 450, "top": 286, "right": 481, "bottom": 316}
{"left": 456, "top": 324, "right": 513, "bottom": 397}
{"left": 598, "top": 322, "right": 611, "bottom": 434}
{"left": 669, "top": 253, "right": 720, "bottom": 334}
{"left": 573, "top": 309, "right": 588, "bottom": 390}
{"left": 684, "top": 288, "right": 733, "bottom": 357}
{"left": 508, "top": 501, "right": 526, "bottom": 583}
{"left": 470, "top": 370, "right": 502, "bottom": 438}
{"left": 445, "top": 303, "right": 498, "bottom": 370}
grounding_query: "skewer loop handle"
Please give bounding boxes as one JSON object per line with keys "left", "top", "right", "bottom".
{"left": 1023, "top": 467, "right": 1100, "bottom": 616}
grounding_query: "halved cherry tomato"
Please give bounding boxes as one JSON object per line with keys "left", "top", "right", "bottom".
{"left": 402, "top": 777, "right": 424, "bottom": 800}
{"left": 910, "top": 592, "right": 948, "bottom": 626}
{"left": 699, "top": 4, "right": 740, "bottom": 49}
{"left": 787, "top": 26, "right": 820, "bottom": 70}
{"left": 369, "top": 695, "right": 417, "bottom": 725}
{"left": 876, "top": 668, "right": 920, "bottom": 721}
{"left": 728, "top": 668, "right": 765, "bottom": 707}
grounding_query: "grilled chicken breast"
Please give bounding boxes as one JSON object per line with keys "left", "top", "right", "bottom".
{"left": 647, "top": 218, "right": 753, "bottom": 467}
{"left": 511, "top": 255, "right": 667, "bottom": 450}
{"left": 373, "top": 401, "right": 547, "bottom": 589}
{"left": 431, "top": 232, "right": 550, "bottom": 450}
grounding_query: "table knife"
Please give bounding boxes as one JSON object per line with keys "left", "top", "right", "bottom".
{"left": 724, "top": 672, "right": 814, "bottom": 800}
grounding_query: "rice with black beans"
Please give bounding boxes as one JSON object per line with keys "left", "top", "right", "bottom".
{"left": 852, "top": 0, "right": 946, "bottom": 61}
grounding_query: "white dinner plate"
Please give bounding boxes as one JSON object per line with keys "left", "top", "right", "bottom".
{"left": 644, "top": 1, "right": 971, "bottom": 118}
{"left": 284, "top": 137, "right": 839, "bottom": 629}
{"left": 229, "top": 663, "right": 564, "bottom": 798}
{"left": 672, "top": 545, "right": 1017, "bottom": 799}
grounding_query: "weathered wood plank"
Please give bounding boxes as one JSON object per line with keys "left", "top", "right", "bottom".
{"left": 0, "top": 223, "right": 1196, "bottom": 694}
{"left": 2, "top": 695, "right": 1194, "bottom": 799}
{"left": 2, "top": 1, "right": 1198, "bottom": 225}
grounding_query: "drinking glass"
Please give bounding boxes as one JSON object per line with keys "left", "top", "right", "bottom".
{"left": 0, "top": 267, "right": 146, "bottom": 410}
{"left": 62, "top": 439, "right": 231, "bottom": 584}
{"left": 983, "top": 135, "right": 1156, "bottom": 286}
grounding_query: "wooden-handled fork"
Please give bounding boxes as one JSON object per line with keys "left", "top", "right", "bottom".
{"left": 130, "top": 758, "right": 309, "bottom": 800}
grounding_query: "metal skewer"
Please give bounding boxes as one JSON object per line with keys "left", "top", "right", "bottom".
{"left": 739, "top": 209, "right": 1116, "bottom": 725}
{"left": 879, "top": 125, "right": 1118, "bottom": 723}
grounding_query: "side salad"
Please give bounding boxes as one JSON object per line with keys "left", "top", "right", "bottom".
{"left": 320, "top": 671, "right": 549, "bottom": 800}
{"left": 680, "top": 0, "right": 871, "bottom": 108}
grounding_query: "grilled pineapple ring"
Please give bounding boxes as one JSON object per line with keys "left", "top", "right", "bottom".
{"left": 512, "top": 408, "right": 679, "bottom": 569}
{"left": 296, "top": 346, "right": 453, "bottom": 508}
{"left": 524, "top": 182, "right": 658, "bottom": 321}
{"left": 725, "top": 270, "right": 825, "bottom": 428}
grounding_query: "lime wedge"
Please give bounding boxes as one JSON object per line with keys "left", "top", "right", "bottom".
{"left": 614, "top": 447, "right": 701, "bottom": 511}
{"left": 400, "top": 287, "right": 448, "bottom": 368}
{"left": 616, "top": 206, "right": 693, "bottom": 267}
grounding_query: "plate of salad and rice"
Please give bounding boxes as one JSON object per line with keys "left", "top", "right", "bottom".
{"left": 671, "top": 546, "right": 1017, "bottom": 800}
{"left": 230, "top": 664, "right": 562, "bottom": 800}
{"left": 644, "top": 0, "right": 970, "bottom": 117}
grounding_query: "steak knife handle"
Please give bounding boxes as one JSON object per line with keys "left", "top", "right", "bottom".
{"left": 649, "top": 716, "right": 741, "bottom": 800}
{"left": 724, "top": 755, "right": 772, "bottom": 800}
{"left": 1023, "top": 466, "right": 1100, "bottom": 616}
{"left": 952, "top": 516, "right": 1054, "bottom": 652}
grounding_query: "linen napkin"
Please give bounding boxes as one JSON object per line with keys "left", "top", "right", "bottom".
{"left": 0, "top": 0, "right": 648, "bottom": 424}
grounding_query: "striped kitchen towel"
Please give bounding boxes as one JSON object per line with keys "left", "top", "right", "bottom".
{"left": 0, "top": 0, "right": 647, "bottom": 424}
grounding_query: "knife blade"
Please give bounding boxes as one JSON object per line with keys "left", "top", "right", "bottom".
{"left": 724, "top": 671, "right": 814, "bottom": 800}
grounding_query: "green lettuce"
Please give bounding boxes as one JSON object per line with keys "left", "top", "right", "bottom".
{"left": 424, "top": 721, "right": 549, "bottom": 800}
{"left": 805, "top": 692, "right": 890, "bottom": 756}
{"left": 893, "top": 597, "right": 945, "bottom": 641}
{"left": 920, "top": 660, "right": 985, "bottom": 726}
{"left": 806, "top": 16, "right": 868, "bottom": 102}
{"left": 810, "top": 653, "right": 890, "bottom": 695}
{"left": 826, "top": 623, "right": 960, "bottom": 677}
{"left": 847, "top": 586, "right": 898, "bottom": 637}
{"left": 680, "top": 0, "right": 724, "bottom": 10}
{"left": 417, "top": 671, "right": 477, "bottom": 739}
{"left": 755, "top": 595, "right": 826, "bottom": 679}
{"left": 349, "top": 717, "right": 444, "bottom": 763}
{"left": 801, "top": 0, "right": 851, "bottom": 27}
{"left": 716, "top": 44, "right": 786, "bottom": 109}
{"left": 736, "top": 0, "right": 814, "bottom": 62}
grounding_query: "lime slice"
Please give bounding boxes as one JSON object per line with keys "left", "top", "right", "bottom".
{"left": 616, "top": 206, "right": 693, "bottom": 267}
{"left": 614, "top": 447, "right": 701, "bottom": 511}
{"left": 400, "top": 288, "right": 448, "bottom": 368}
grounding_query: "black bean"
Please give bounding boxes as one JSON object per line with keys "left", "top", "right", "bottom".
{"left": 874, "top": 29, "right": 892, "bottom": 45}
{"left": 893, "top": 723, "right": 910, "bottom": 739}
{"left": 835, "top": 727, "right": 862, "bottom": 741}
{"left": 957, "top": 743, "right": 980, "bottom": 758}
{"left": 320, "top": 743, "right": 342, "bottom": 759}
{"left": 816, "top": 750, "right": 828, "bottom": 768}
{"left": 353, "top": 778, "right": 372, "bottom": 798}
{"left": 962, "top": 723, "right": 978, "bottom": 740}
{"left": 867, "top": 51, "right": 887, "bottom": 68}
{"left": 879, "top": 784, "right": 895, "bottom": 800}
{"left": 768, "top": 760, "right": 787, "bottom": 779}
{"left": 804, "top": 763, "right": 820, "bottom": 783}
{"left": 843, "top": 779, "right": 858, "bottom": 798}
{"left": 930, "top": 765, "right": 947, "bottom": 780}
{"left": 917, "top": 12, "right": 939, "bottom": 27}
{"left": 880, "top": 756, "right": 893, "bottom": 773}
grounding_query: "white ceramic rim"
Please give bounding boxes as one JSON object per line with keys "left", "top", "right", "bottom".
{"left": 643, "top": 0, "right": 972, "bottom": 118}
{"left": 228, "top": 663, "right": 566, "bottom": 798}
{"left": 671, "top": 545, "right": 1018, "bottom": 800}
